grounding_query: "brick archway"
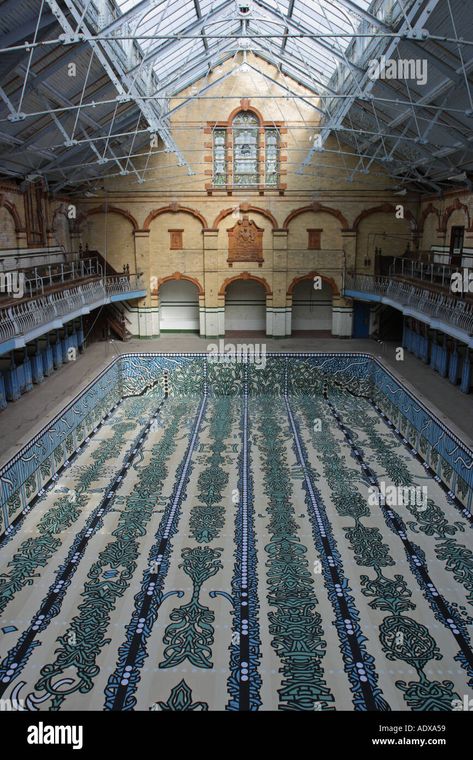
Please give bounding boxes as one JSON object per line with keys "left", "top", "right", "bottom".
{"left": 154, "top": 272, "right": 204, "bottom": 296}
{"left": 143, "top": 204, "right": 208, "bottom": 230}
{"left": 283, "top": 203, "right": 349, "bottom": 231}
{"left": 79, "top": 204, "right": 139, "bottom": 230}
{"left": 441, "top": 198, "right": 473, "bottom": 232}
{"left": 287, "top": 271, "right": 339, "bottom": 296}
{"left": 207, "top": 99, "right": 283, "bottom": 132}
{"left": 0, "top": 194, "right": 23, "bottom": 232}
{"left": 419, "top": 202, "right": 441, "bottom": 233}
{"left": 226, "top": 102, "right": 266, "bottom": 126}
{"left": 212, "top": 205, "right": 278, "bottom": 229}
{"left": 352, "top": 203, "right": 417, "bottom": 231}
{"left": 219, "top": 271, "right": 272, "bottom": 296}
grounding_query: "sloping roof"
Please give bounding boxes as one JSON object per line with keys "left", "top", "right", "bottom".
{"left": 0, "top": 0, "right": 472, "bottom": 193}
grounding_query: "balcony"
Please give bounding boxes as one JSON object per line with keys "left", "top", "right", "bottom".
{"left": 385, "top": 252, "right": 473, "bottom": 296}
{"left": 0, "top": 257, "right": 104, "bottom": 305}
{"left": 0, "top": 273, "right": 146, "bottom": 354}
{"left": 344, "top": 273, "right": 473, "bottom": 347}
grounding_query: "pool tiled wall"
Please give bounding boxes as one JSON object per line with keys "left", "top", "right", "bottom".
{"left": 1, "top": 352, "right": 471, "bottom": 540}
{"left": 373, "top": 362, "right": 473, "bottom": 510}
{"left": 0, "top": 361, "right": 121, "bottom": 537}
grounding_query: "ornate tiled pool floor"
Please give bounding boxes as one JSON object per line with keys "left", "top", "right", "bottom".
{"left": 1, "top": 363, "right": 473, "bottom": 711}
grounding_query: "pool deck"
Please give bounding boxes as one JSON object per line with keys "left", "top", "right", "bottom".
{"left": 0, "top": 334, "right": 472, "bottom": 467}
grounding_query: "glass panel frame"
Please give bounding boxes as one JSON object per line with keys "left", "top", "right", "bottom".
{"left": 213, "top": 128, "right": 227, "bottom": 187}
{"left": 233, "top": 112, "right": 260, "bottom": 188}
{"left": 264, "top": 127, "right": 280, "bottom": 187}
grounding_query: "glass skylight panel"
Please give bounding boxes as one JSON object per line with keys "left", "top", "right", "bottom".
{"left": 112, "top": 0, "right": 389, "bottom": 94}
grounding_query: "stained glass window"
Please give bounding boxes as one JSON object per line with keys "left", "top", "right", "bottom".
{"left": 265, "top": 128, "right": 279, "bottom": 186}
{"left": 213, "top": 128, "right": 227, "bottom": 187}
{"left": 213, "top": 111, "right": 280, "bottom": 188}
{"left": 233, "top": 112, "right": 259, "bottom": 187}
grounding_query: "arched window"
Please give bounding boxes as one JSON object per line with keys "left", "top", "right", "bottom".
{"left": 212, "top": 109, "right": 280, "bottom": 189}
{"left": 233, "top": 111, "right": 259, "bottom": 187}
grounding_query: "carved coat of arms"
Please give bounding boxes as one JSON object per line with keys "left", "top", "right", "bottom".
{"left": 227, "top": 214, "right": 264, "bottom": 267}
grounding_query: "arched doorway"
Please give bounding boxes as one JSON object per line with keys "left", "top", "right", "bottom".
{"left": 225, "top": 279, "right": 267, "bottom": 334}
{"left": 159, "top": 280, "right": 200, "bottom": 332}
{"left": 291, "top": 279, "right": 332, "bottom": 333}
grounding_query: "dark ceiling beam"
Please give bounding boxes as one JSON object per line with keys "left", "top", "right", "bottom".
{"left": 0, "top": 11, "right": 57, "bottom": 50}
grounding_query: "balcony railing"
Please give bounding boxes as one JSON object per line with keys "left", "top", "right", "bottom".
{"left": 344, "top": 273, "right": 473, "bottom": 336}
{"left": 0, "top": 274, "right": 144, "bottom": 346}
{"left": 0, "top": 257, "right": 103, "bottom": 302}
{"left": 387, "top": 253, "right": 473, "bottom": 291}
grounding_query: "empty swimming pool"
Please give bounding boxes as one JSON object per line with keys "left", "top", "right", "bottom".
{"left": 0, "top": 353, "right": 472, "bottom": 711}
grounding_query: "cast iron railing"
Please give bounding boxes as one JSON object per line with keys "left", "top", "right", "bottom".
{"left": 344, "top": 273, "right": 473, "bottom": 335}
{"left": 0, "top": 274, "right": 144, "bottom": 345}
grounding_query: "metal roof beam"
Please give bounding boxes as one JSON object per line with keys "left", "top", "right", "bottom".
{"left": 344, "top": 104, "right": 459, "bottom": 172}
{"left": 280, "top": 0, "right": 295, "bottom": 53}
{"left": 237, "top": 26, "right": 332, "bottom": 90}
{"left": 150, "top": 42, "right": 239, "bottom": 95}
{"left": 46, "top": 0, "right": 191, "bottom": 172}
{"left": 253, "top": 0, "right": 363, "bottom": 72}
{"left": 333, "top": 0, "right": 392, "bottom": 31}
{"left": 356, "top": 56, "right": 473, "bottom": 155}
{"left": 193, "top": 0, "right": 209, "bottom": 52}
{"left": 37, "top": 107, "right": 144, "bottom": 174}
{"left": 97, "top": 0, "right": 170, "bottom": 36}
{"left": 246, "top": 58, "right": 327, "bottom": 116}
{"left": 300, "top": 0, "right": 442, "bottom": 171}
{"left": 0, "top": 11, "right": 56, "bottom": 50}
{"left": 167, "top": 63, "right": 241, "bottom": 115}
{"left": 125, "top": 0, "right": 235, "bottom": 74}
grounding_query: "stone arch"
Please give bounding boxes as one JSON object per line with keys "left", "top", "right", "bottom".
{"left": 143, "top": 204, "right": 208, "bottom": 231}
{"left": 154, "top": 272, "right": 204, "bottom": 296}
{"left": 287, "top": 271, "right": 339, "bottom": 296}
{"left": 419, "top": 202, "right": 441, "bottom": 233}
{"left": 208, "top": 99, "right": 283, "bottom": 131}
{"left": 441, "top": 198, "right": 473, "bottom": 232}
{"left": 283, "top": 203, "right": 349, "bottom": 231}
{"left": 226, "top": 102, "right": 266, "bottom": 126}
{"left": 79, "top": 204, "right": 138, "bottom": 231}
{"left": 218, "top": 271, "right": 272, "bottom": 296}
{"left": 0, "top": 194, "right": 23, "bottom": 231}
{"left": 212, "top": 205, "right": 278, "bottom": 229}
{"left": 352, "top": 203, "right": 417, "bottom": 231}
